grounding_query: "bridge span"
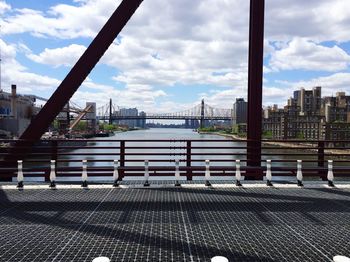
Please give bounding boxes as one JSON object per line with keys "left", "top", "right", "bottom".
{"left": 97, "top": 99, "right": 233, "bottom": 125}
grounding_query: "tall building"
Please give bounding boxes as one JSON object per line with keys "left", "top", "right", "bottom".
{"left": 118, "top": 108, "right": 138, "bottom": 128}
{"left": 295, "top": 86, "right": 321, "bottom": 116}
{"left": 137, "top": 111, "right": 147, "bottom": 129}
{"left": 322, "top": 92, "right": 350, "bottom": 123}
{"left": 232, "top": 98, "right": 247, "bottom": 125}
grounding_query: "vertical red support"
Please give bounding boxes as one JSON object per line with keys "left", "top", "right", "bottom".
{"left": 186, "top": 141, "right": 192, "bottom": 180}
{"left": 318, "top": 141, "right": 326, "bottom": 180}
{"left": 120, "top": 141, "right": 125, "bottom": 180}
{"left": 247, "top": 0, "right": 265, "bottom": 179}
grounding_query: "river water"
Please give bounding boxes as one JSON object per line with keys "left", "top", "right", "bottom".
{"left": 53, "top": 128, "right": 328, "bottom": 182}
{"left": 22, "top": 128, "right": 349, "bottom": 182}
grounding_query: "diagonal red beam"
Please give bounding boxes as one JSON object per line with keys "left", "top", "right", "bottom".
{"left": 20, "top": 0, "right": 144, "bottom": 140}
{"left": 247, "top": 0, "right": 265, "bottom": 178}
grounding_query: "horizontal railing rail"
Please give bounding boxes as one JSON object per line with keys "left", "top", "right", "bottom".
{"left": 0, "top": 138, "right": 349, "bottom": 187}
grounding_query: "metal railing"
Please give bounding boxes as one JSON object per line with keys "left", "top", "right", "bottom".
{"left": 0, "top": 139, "right": 349, "bottom": 186}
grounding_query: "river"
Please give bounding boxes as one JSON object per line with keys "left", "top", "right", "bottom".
{"left": 52, "top": 128, "right": 330, "bottom": 182}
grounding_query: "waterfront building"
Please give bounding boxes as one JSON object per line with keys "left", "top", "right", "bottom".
{"left": 232, "top": 98, "right": 247, "bottom": 125}
{"left": 118, "top": 108, "right": 138, "bottom": 128}
{"left": 0, "top": 85, "right": 36, "bottom": 136}
{"left": 263, "top": 86, "right": 350, "bottom": 140}
{"left": 185, "top": 119, "right": 199, "bottom": 129}
{"left": 137, "top": 111, "right": 147, "bottom": 128}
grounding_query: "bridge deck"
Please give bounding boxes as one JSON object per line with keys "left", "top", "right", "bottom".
{"left": 0, "top": 183, "right": 350, "bottom": 261}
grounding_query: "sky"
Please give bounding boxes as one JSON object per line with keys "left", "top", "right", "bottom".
{"left": 1, "top": 0, "right": 350, "bottom": 114}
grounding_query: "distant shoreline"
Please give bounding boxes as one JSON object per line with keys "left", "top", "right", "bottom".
{"left": 198, "top": 131, "right": 350, "bottom": 157}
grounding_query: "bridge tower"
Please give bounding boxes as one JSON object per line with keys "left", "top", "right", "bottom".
{"left": 109, "top": 98, "right": 113, "bottom": 125}
{"left": 200, "top": 99, "right": 205, "bottom": 129}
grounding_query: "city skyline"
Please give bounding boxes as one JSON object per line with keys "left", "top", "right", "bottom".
{"left": 1, "top": 0, "right": 350, "bottom": 113}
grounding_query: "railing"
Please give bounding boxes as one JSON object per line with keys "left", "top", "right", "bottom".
{"left": 0, "top": 139, "right": 349, "bottom": 185}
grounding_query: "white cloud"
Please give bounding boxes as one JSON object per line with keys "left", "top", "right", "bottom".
{"left": 0, "top": 1, "right": 10, "bottom": 14}
{"left": 27, "top": 44, "right": 86, "bottom": 67}
{"left": 269, "top": 38, "right": 350, "bottom": 72}
{"left": 277, "top": 72, "right": 350, "bottom": 97}
{"left": 266, "top": 0, "right": 350, "bottom": 42}
{"left": 1, "top": 0, "right": 121, "bottom": 38}
{"left": 1, "top": 0, "right": 350, "bottom": 111}
{"left": 0, "top": 39, "right": 60, "bottom": 94}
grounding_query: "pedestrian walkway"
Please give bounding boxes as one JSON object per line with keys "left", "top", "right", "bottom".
{"left": 0, "top": 186, "right": 349, "bottom": 261}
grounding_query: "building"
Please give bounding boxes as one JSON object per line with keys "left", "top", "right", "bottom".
{"left": 294, "top": 86, "right": 322, "bottom": 116}
{"left": 232, "top": 98, "right": 247, "bottom": 125}
{"left": 263, "top": 106, "right": 286, "bottom": 139}
{"left": 137, "top": 111, "right": 147, "bottom": 129}
{"left": 118, "top": 108, "right": 138, "bottom": 128}
{"left": 322, "top": 92, "right": 350, "bottom": 123}
{"left": 185, "top": 119, "right": 199, "bottom": 129}
{"left": 0, "top": 85, "right": 36, "bottom": 136}
{"left": 264, "top": 87, "right": 327, "bottom": 140}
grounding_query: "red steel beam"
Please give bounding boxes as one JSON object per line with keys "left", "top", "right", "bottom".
{"left": 20, "top": 0, "right": 143, "bottom": 140}
{"left": 247, "top": 0, "right": 265, "bottom": 178}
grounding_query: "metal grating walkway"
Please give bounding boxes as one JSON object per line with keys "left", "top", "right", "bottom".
{"left": 0, "top": 187, "right": 350, "bottom": 261}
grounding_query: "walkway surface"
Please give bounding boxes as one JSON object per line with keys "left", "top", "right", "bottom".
{"left": 0, "top": 184, "right": 350, "bottom": 261}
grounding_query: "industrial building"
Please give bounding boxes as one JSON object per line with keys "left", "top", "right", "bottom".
{"left": 0, "top": 85, "right": 37, "bottom": 137}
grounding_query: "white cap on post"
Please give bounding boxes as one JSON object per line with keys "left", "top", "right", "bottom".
{"left": 211, "top": 256, "right": 229, "bottom": 262}
{"left": 333, "top": 255, "right": 350, "bottom": 262}
{"left": 92, "top": 257, "right": 110, "bottom": 262}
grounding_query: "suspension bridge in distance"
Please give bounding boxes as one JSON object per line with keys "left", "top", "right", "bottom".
{"left": 97, "top": 99, "right": 234, "bottom": 122}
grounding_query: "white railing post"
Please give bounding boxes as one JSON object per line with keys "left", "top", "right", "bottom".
{"left": 175, "top": 159, "right": 181, "bottom": 187}
{"left": 205, "top": 160, "right": 211, "bottom": 186}
{"left": 211, "top": 256, "right": 229, "bottom": 262}
{"left": 333, "top": 255, "right": 350, "bottom": 262}
{"left": 266, "top": 160, "right": 273, "bottom": 186}
{"left": 82, "top": 160, "right": 88, "bottom": 188}
{"left": 297, "top": 160, "right": 303, "bottom": 187}
{"left": 49, "top": 160, "right": 56, "bottom": 188}
{"left": 235, "top": 159, "right": 242, "bottom": 186}
{"left": 92, "top": 257, "right": 110, "bottom": 262}
{"left": 144, "top": 160, "right": 150, "bottom": 187}
{"left": 17, "top": 160, "right": 24, "bottom": 188}
{"left": 327, "top": 160, "right": 335, "bottom": 187}
{"left": 113, "top": 160, "right": 119, "bottom": 187}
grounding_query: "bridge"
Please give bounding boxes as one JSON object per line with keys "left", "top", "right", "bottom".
{"left": 97, "top": 99, "right": 233, "bottom": 125}
{"left": 1, "top": 1, "right": 350, "bottom": 261}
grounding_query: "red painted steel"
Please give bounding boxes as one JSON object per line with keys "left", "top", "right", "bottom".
{"left": 1, "top": 139, "right": 350, "bottom": 182}
{"left": 20, "top": 0, "right": 143, "bottom": 141}
{"left": 247, "top": 0, "right": 265, "bottom": 178}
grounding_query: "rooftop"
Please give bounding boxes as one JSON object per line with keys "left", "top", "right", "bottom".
{"left": 1, "top": 183, "right": 350, "bottom": 261}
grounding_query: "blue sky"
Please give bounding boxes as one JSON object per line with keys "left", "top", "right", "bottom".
{"left": 1, "top": 0, "right": 350, "bottom": 113}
